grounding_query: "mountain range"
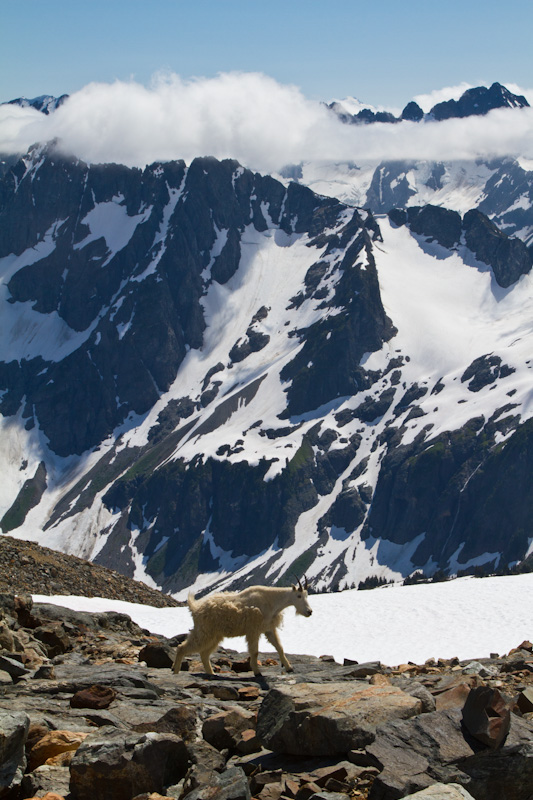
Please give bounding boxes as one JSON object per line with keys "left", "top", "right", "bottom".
{"left": 1, "top": 82, "right": 533, "bottom": 598}
{"left": 327, "top": 81, "right": 529, "bottom": 125}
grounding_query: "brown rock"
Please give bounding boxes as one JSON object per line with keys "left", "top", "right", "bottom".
{"left": 295, "top": 782, "right": 321, "bottom": 800}
{"left": 133, "top": 705, "right": 197, "bottom": 740}
{"left": 369, "top": 673, "right": 391, "bottom": 686}
{"left": 235, "top": 728, "right": 261, "bottom": 755}
{"left": 70, "top": 684, "right": 117, "bottom": 709}
{"left": 32, "top": 625, "right": 70, "bottom": 658}
{"left": 257, "top": 783, "right": 283, "bottom": 800}
{"left": 238, "top": 685, "right": 260, "bottom": 700}
{"left": 282, "top": 777, "right": 300, "bottom": 798}
{"left": 132, "top": 794, "right": 168, "bottom": 800}
{"left": 435, "top": 683, "right": 471, "bottom": 711}
{"left": 517, "top": 686, "right": 533, "bottom": 713}
{"left": 202, "top": 708, "right": 256, "bottom": 752}
{"left": 44, "top": 751, "right": 74, "bottom": 767}
{"left": 138, "top": 642, "right": 173, "bottom": 669}
{"left": 0, "top": 620, "right": 15, "bottom": 651}
{"left": 28, "top": 729, "right": 89, "bottom": 770}
{"left": 232, "top": 657, "right": 256, "bottom": 673}
{"left": 251, "top": 769, "right": 284, "bottom": 796}
{"left": 461, "top": 686, "right": 513, "bottom": 748}
{"left": 211, "top": 684, "right": 241, "bottom": 701}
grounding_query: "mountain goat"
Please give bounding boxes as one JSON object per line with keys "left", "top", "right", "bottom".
{"left": 172, "top": 578, "right": 312, "bottom": 676}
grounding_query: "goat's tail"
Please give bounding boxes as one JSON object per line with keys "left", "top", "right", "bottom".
{"left": 187, "top": 592, "right": 200, "bottom": 615}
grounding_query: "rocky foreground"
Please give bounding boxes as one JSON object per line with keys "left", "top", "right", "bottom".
{"left": 1, "top": 592, "right": 533, "bottom": 800}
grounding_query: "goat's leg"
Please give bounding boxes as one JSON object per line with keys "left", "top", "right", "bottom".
{"left": 246, "top": 632, "right": 262, "bottom": 675}
{"left": 172, "top": 628, "right": 207, "bottom": 674}
{"left": 199, "top": 642, "right": 217, "bottom": 675}
{"left": 172, "top": 634, "right": 196, "bottom": 674}
{"left": 265, "top": 628, "right": 293, "bottom": 672}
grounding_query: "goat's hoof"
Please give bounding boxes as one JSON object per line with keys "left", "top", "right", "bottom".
{"left": 285, "top": 666, "right": 294, "bottom": 673}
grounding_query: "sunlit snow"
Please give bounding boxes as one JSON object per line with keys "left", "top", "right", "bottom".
{"left": 34, "top": 572, "right": 533, "bottom": 667}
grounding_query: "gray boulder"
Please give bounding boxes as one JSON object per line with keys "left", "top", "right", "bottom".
{"left": 256, "top": 681, "right": 422, "bottom": 756}
{"left": 0, "top": 711, "right": 29, "bottom": 798}
{"left": 367, "top": 708, "right": 533, "bottom": 800}
{"left": 183, "top": 766, "right": 251, "bottom": 800}
{"left": 69, "top": 725, "right": 189, "bottom": 800}
{"left": 20, "top": 765, "right": 71, "bottom": 799}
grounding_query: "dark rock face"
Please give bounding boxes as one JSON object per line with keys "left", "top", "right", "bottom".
{"left": 462, "top": 209, "right": 532, "bottom": 287}
{"left": 280, "top": 216, "right": 395, "bottom": 417}
{"left": 429, "top": 82, "right": 529, "bottom": 121}
{"left": 401, "top": 101, "right": 424, "bottom": 122}
{"left": 367, "top": 162, "right": 418, "bottom": 211}
{"left": 0, "top": 148, "right": 344, "bottom": 457}
{"left": 391, "top": 203, "right": 532, "bottom": 288}
{"left": 461, "top": 355, "right": 515, "bottom": 393}
{"left": 406, "top": 206, "right": 462, "bottom": 250}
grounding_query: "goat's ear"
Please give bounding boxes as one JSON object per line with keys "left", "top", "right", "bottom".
{"left": 291, "top": 584, "right": 297, "bottom": 591}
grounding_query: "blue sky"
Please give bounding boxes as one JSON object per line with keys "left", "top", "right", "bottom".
{"left": 2, "top": 0, "right": 533, "bottom": 106}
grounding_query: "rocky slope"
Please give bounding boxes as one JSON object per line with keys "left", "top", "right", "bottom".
{"left": 0, "top": 536, "right": 179, "bottom": 607}
{"left": 0, "top": 591, "right": 532, "bottom": 800}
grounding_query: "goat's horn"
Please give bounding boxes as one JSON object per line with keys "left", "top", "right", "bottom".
{"left": 304, "top": 575, "right": 309, "bottom": 591}
{"left": 292, "top": 573, "right": 303, "bottom": 590}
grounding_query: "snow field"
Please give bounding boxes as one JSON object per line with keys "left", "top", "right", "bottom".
{"left": 33, "top": 572, "right": 533, "bottom": 668}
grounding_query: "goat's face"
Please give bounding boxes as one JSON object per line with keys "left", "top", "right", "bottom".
{"left": 292, "top": 585, "right": 313, "bottom": 617}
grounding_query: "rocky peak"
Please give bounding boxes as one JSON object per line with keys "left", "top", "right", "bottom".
{"left": 388, "top": 203, "right": 533, "bottom": 288}
{"left": 2, "top": 94, "right": 69, "bottom": 114}
{"left": 429, "top": 82, "right": 529, "bottom": 120}
{"left": 400, "top": 101, "right": 424, "bottom": 122}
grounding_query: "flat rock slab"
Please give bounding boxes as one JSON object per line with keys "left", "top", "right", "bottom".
{"left": 256, "top": 681, "right": 423, "bottom": 755}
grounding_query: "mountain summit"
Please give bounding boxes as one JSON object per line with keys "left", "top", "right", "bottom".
{"left": 328, "top": 82, "right": 529, "bottom": 125}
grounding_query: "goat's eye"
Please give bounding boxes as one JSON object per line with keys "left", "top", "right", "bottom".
{"left": 297, "top": 593, "right": 302, "bottom": 598}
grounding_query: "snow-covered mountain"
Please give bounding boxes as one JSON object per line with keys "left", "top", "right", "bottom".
{"left": 1, "top": 140, "right": 533, "bottom": 600}
{"left": 292, "top": 156, "right": 533, "bottom": 247}
{"left": 1, "top": 81, "right": 533, "bottom": 599}
{"left": 327, "top": 82, "right": 529, "bottom": 126}
{"left": 2, "top": 94, "right": 69, "bottom": 115}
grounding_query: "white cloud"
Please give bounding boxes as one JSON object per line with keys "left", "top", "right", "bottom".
{"left": 1, "top": 72, "right": 533, "bottom": 175}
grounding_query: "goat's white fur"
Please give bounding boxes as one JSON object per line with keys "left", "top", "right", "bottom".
{"left": 172, "top": 584, "right": 312, "bottom": 676}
